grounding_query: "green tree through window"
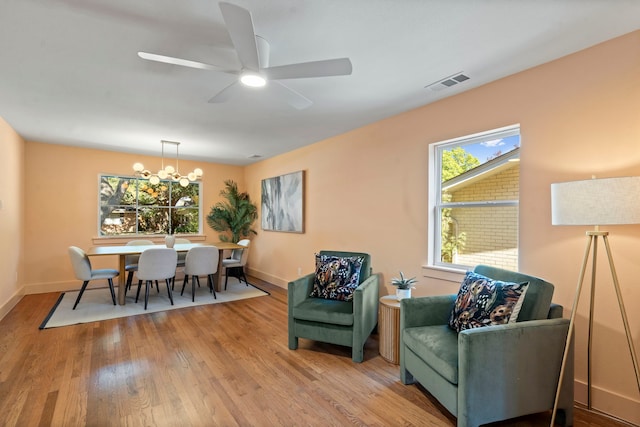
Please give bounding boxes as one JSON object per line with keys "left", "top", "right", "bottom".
{"left": 99, "top": 175, "right": 201, "bottom": 236}
{"left": 431, "top": 125, "right": 520, "bottom": 269}
{"left": 440, "top": 148, "right": 479, "bottom": 263}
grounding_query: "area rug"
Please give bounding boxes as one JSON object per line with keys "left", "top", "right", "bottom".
{"left": 40, "top": 277, "right": 269, "bottom": 329}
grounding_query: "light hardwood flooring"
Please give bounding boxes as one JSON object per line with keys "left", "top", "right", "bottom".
{"left": 0, "top": 277, "right": 633, "bottom": 426}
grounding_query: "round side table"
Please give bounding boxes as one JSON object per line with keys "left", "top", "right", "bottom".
{"left": 379, "top": 295, "right": 401, "bottom": 364}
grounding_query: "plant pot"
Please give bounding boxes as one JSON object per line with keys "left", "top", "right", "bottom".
{"left": 165, "top": 235, "right": 175, "bottom": 248}
{"left": 396, "top": 288, "right": 411, "bottom": 300}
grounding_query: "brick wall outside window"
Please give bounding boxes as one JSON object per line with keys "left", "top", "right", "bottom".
{"left": 447, "top": 165, "right": 519, "bottom": 270}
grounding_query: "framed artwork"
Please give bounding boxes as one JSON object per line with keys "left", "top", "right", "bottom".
{"left": 261, "top": 170, "right": 304, "bottom": 233}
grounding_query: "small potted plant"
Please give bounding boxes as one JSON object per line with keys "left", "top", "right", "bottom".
{"left": 391, "top": 271, "right": 417, "bottom": 300}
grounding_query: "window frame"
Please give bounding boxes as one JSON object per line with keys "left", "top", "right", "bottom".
{"left": 428, "top": 124, "right": 520, "bottom": 271}
{"left": 97, "top": 173, "right": 203, "bottom": 237}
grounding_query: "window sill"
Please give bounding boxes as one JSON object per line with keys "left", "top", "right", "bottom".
{"left": 92, "top": 234, "right": 207, "bottom": 245}
{"left": 422, "top": 265, "right": 466, "bottom": 284}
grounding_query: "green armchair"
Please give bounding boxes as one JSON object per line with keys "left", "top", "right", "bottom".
{"left": 400, "top": 265, "right": 574, "bottom": 427}
{"left": 288, "top": 251, "right": 379, "bottom": 362}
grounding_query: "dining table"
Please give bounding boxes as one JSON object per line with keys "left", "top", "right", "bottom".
{"left": 86, "top": 241, "right": 243, "bottom": 305}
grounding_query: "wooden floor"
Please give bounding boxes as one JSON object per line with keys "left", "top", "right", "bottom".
{"left": 0, "top": 277, "right": 633, "bottom": 427}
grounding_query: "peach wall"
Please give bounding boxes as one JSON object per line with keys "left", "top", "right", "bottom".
{"left": 23, "top": 141, "right": 244, "bottom": 292}
{"left": 245, "top": 31, "right": 640, "bottom": 423}
{"left": 0, "top": 117, "right": 25, "bottom": 318}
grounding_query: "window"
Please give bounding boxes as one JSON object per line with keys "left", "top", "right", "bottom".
{"left": 430, "top": 125, "right": 520, "bottom": 270}
{"left": 99, "top": 175, "right": 201, "bottom": 236}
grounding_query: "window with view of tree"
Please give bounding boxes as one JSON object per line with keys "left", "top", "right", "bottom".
{"left": 431, "top": 125, "right": 520, "bottom": 270}
{"left": 99, "top": 175, "right": 201, "bottom": 236}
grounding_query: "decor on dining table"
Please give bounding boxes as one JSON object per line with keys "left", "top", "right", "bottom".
{"left": 165, "top": 234, "right": 176, "bottom": 248}
{"left": 261, "top": 170, "right": 304, "bottom": 233}
{"left": 132, "top": 140, "right": 203, "bottom": 187}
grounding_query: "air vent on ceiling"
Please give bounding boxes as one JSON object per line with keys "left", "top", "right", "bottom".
{"left": 425, "top": 72, "right": 470, "bottom": 92}
{"left": 248, "top": 154, "right": 262, "bottom": 159}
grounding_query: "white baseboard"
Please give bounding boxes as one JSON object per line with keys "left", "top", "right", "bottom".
{"left": 23, "top": 280, "right": 82, "bottom": 295}
{"left": 574, "top": 379, "right": 640, "bottom": 425}
{"left": 245, "top": 268, "right": 287, "bottom": 289}
{"left": 0, "top": 289, "right": 24, "bottom": 321}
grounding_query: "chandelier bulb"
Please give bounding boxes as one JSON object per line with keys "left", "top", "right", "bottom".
{"left": 133, "top": 141, "right": 202, "bottom": 183}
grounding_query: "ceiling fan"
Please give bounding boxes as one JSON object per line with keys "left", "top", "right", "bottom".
{"left": 138, "top": 2, "right": 353, "bottom": 109}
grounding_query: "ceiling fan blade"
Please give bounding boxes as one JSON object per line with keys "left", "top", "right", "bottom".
{"left": 208, "top": 81, "right": 242, "bottom": 103}
{"left": 263, "top": 58, "right": 353, "bottom": 80}
{"left": 270, "top": 81, "right": 313, "bottom": 110}
{"left": 219, "top": 2, "right": 260, "bottom": 71}
{"left": 138, "top": 52, "right": 236, "bottom": 74}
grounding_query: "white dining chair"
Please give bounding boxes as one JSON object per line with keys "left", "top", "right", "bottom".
{"left": 68, "top": 246, "right": 119, "bottom": 310}
{"left": 135, "top": 248, "right": 177, "bottom": 310}
{"left": 222, "top": 239, "right": 250, "bottom": 290}
{"left": 174, "top": 238, "right": 191, "bottom": 269}
{"left": 124, "top": 239, "right": 154, "bottom": 293}
{"left": 181, "top": 246, "right": 219, "bottom": 302}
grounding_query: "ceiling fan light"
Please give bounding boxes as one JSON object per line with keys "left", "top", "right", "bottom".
{"left": 240, "top": 72, "right": 266, "bottom": 87}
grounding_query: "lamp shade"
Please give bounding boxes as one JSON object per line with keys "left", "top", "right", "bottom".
{"left": 551, "top": 176, "right": 640, "bottom": 226}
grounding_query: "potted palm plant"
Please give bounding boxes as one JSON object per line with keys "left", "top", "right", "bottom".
{"left": 206, "top": 180, "right": 258, "bottom": 242}
{"left": 391, "top": 271, "right": 417, "bottom": 300}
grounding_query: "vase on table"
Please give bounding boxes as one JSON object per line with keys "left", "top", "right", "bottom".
{"left": 396, "top": 288, "right": 411, "bottom": 300}
{"left": 165, "top": 235, "right": 175, "bottom": 248}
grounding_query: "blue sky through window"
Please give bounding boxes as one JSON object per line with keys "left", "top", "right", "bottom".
{"left": 463, "top": 134, "right": 520, "bottom": 164}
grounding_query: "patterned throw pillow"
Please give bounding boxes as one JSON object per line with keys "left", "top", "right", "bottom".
{"left": 448, "top": 271, "right": 529, "bottom": 333}
{"left": 309, "top": 254, "right": 364, "bottom": 301}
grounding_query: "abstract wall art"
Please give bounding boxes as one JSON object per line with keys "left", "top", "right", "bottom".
{"left": 261, "top": 170, "right": 304, "bottom": 233}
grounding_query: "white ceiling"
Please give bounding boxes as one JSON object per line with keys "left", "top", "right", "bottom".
{"left": 2, "top": 0, "right": 640, "bottom": 165}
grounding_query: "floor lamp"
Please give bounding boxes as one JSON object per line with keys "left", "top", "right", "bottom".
{"left": 550, "top": 176, "right": 640, "bottom": 426}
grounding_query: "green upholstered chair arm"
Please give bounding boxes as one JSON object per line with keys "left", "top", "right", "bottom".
{"left": 353, "top": 273, "right": 380, "bottom": 332}
{"left": 457, "top": 318, "right": 571, "bottom": 425}
{"left": 548, "top": 303, "right": 564, "bottom": 319}
{"left": 288, "top": 273, "right": 315, "bottom": 310}
{"left": 400, "top": 295, "right": 457, "bottom": 330}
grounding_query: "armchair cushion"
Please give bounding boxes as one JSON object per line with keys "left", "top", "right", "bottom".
{"left": 309, "top": 254, "right": 365, "bottom": 301}
{"left": 404, "top": 325, "right": 459, "bottom": 384}
{"left": 292, "top": 298, "right": 354, "bottom": 326}
{"left": 448, "top": 271, "right": 529, "bottom": 332}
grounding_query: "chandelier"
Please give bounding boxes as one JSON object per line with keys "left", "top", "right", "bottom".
{"left": 133, "top": 140, "right": 203, "bottom": 187}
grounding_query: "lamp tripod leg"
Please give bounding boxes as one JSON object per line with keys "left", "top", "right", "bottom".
{"left": 551, "top": 234, "right": 594, "bottom": 426}
{"left": 602, "top": 235, "right": 640, "bottom": 395}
